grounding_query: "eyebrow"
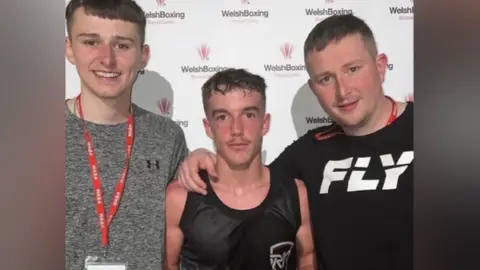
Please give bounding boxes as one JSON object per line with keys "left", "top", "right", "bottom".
{"left": 312, "top": 59, "right": 364, "bottom": 80}
{"left": 211, "top": 106, "right": 260, "bottom": 117}
{"left": 342, "top": 59, "right": 364, "bottom": 67}
{"left": 76, "top": 33, "right": 135, "bottom": 43}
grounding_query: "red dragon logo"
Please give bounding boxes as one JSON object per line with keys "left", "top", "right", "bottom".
{"left": 197, "top": 44, "right": 210, "bottom": 61}
{"left": 157, "top": 98, "right": 171, "bottom": 115}
{"left": 280, "top": 43, "right": 294, "bottom": 60}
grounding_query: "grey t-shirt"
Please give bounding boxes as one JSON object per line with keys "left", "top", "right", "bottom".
{"left": 66, "top": 102, "right": 188, "bottom": 270}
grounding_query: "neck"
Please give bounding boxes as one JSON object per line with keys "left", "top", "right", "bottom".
{"left": 343, "top": 95, "right": 404, "bottom": 136}
{"left": 69, "top": 87, "right": 132, "bottom": 125}
{"left": 215, "top": 154, "right": 265, "bottom": 189}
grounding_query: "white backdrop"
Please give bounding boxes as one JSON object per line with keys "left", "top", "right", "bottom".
{"left": 65, "top": 0, "right": 414, "bottom": 164}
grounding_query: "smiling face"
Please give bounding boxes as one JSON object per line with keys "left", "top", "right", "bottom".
{"left": 65, "top": 7, "right": 150, "bottom": 100}
{"left": 306, "top": 33, "right": 388, "bottom": 129}
{"left": 203, "top": 88, "right": 270, "bottom": 170}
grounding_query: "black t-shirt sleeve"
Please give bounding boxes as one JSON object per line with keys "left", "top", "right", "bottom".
{"left": 268, "top": 136, "right": 307, "bottom": 180}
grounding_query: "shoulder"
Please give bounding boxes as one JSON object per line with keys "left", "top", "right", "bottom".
{"left": 167, "top": 181, "right": 187, "bottom": 196}
{"left": 133, "top": 104, "right": 186, "bottom": 140}
{"left": 395, "top": 101, "right": 413, "bottom": 123}
{"left": 389, "top": 101, "right": 413, "bottom": 135}
{"left": 293, "top": 123, "right": 339, "bottom": 146}
{"left": 166, "top": 181, "right": 188, "bottom": 207}
{"left": 168, "top": 171, "right": 211, "bottom": 200}
{"left": 306, "top": 123, "right": 345, "bottom": 141}
{"left": 279, "top": 124, "right": 339, "bottom": 158}
{"left": 268, "top": 126, "right": 336, "bottom": 174}
{"left": 403, "top": 101, "right": 414, "bottom": 116}
{"left": 306, "top": 123, "right": 337, "bottom": 134}
{"left": 278, "top": 126, "right": 325, "bottom": 156}
{"left": 166, "top": 181, "right": 188, "bottom": 226}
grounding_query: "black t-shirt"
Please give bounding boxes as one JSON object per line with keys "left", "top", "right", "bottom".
{"left": 179, "top": 169, "right": 302, "bottom": 270}
{"left": 269, "top": 102, "right": 414, "bottom": 270}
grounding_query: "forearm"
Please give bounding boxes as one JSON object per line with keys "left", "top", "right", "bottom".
{"left": 163, "top": 263, "right": 179, "bottom": 270}
{"left": 297, "top": 252, "right": 316, "bottom": 270}
{"left": 163, "top": 245, "right": 181, "bottom": 270}
{"left": 165, "top": 183, "right": 187, "bottom": 270}
{"left": 295, "top": 179, "right": 316, "bottom": 269}
{"left": 164, "top": 227, "right": 184, "bottom": 270}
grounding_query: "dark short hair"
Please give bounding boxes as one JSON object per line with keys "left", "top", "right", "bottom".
{"left": 303, "top": 14, "right": 378, "bottom": 62}
{"left": 201, "top": 68, "right": 267, "bottom": 113}
{"left": 65, "top": 0, "right": 147, "bottom": 44}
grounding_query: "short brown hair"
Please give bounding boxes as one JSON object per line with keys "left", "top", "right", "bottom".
{"left": 304, "top": 14, "right": 378, "bottom": 62}
{"left": 65, "top": 0, "right": 147, "bottom": 44}
{"left": 201, "top": 68, "right": 267, "bottom": 114}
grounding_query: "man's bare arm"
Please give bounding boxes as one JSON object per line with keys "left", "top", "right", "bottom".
{"left": 164, "top": 181, "right": 188, "bottom": 270}
{"left": 294, "top": 179, "right": 316, "bottom": 270}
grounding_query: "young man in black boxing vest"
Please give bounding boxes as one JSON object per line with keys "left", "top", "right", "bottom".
{"left": 165, "top": 69, "right": 316, "bottom": 270}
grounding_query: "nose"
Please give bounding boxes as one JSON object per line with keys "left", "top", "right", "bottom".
{"left": 230, "top": 117, "right": 244, "bottom": 137}
{"left": 335, "top": 75, "right": 352, "bottom": 100}
{"left": 98, "top": 44, "right": 116, "bottom": 68}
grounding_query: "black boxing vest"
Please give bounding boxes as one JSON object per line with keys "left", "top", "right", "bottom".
{"left": 179, "top": 169, "right": 301, "bottom": 270}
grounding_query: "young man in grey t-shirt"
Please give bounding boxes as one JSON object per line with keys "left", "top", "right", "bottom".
{"left": 64, "top": 1, "right": 188, "bottom": 269}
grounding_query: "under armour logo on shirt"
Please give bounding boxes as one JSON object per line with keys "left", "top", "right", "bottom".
{"left": 147, "top": 160, "right": 160, "bottom": 169}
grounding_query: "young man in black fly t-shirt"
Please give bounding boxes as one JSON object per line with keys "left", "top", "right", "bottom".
{"left": 165, "top": 69, "right": 316, "bottom": 270}
{"left": 176, "top": 15, "right": 414, "bottom": 270}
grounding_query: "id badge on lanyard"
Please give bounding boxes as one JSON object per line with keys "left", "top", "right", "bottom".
{"left": 84, "top": 256, "right": 127, "bottom": 270}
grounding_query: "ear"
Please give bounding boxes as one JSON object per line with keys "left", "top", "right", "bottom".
{"left": 261, "top": 113, "right": 271, "bottom": 136}
{"left": 139, "top": 44, "right": 151, "bottom": 70}
{"left": 376, "top": 53, "right": 388, "bottom": 83}
{"left": 202, "top": 118, "right": 214, "bottom": 139}
{"left": 65, "top": 36, "right": 76, "bottom": 65}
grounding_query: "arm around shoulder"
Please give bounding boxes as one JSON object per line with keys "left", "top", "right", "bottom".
{"left": 164, "top": 181, "right": 188, "bottom": 270}
{"left": 294, "top": 179, "right": 316, "bottom": 270}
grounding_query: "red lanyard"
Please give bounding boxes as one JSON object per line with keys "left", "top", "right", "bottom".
{"left": 75, "top": 95, "right": 134, "bottom": 247}
{"left": 315, "top": 96, "right": 397, "bottom": 140}
{"left": 384, "top": 95, "right": 397, "bottom": 126}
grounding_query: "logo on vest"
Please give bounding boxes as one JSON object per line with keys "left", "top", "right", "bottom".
{"left": 319, "top": 151, "right": 414, "bottom": 194}
{"left": 270, "top": 241, "right": 294, "bottom": 270}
